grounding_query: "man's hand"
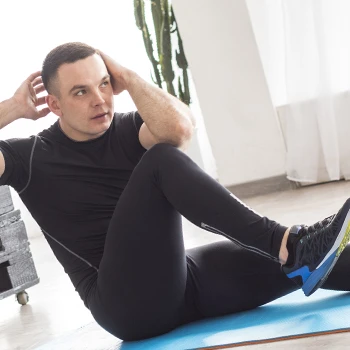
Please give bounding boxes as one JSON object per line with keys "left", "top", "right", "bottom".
{"left": 12, "top": 71, "right": 50, "bottom": 120}
{"left": 98, "top": 50, "right": 195, "bottom": 150}
{"left": 98, "top": 51, "right": 131, "bottom": 95}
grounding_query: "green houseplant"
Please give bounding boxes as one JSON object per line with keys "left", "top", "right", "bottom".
{"left": 134, "top": 0, "right": 191, "bottom": 105}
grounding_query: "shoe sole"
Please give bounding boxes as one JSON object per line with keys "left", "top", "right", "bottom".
{"left": 302, "top": 200, "right": 350, "bottom": 296}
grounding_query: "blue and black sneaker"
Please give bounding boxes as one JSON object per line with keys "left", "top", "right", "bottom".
{"left": 282, "top": 198, "right": 350, "bottom": 296}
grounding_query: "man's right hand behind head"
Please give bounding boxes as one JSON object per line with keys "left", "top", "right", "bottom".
{"left": 12, "top": 71, "right": 50, "bottom": 120}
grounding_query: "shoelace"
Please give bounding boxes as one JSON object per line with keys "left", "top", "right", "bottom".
{"left": 297, "top": 214, "right": 336, "bottom": 266}
{"left": 299, "top": 214, "right": 335, "bottom": 235}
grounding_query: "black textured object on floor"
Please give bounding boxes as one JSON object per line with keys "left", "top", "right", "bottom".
{"left": 0, "top": 186, "right": 39, "bottom": 303}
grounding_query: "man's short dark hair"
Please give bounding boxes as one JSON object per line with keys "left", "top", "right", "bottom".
{"left": 42, "top": 42, "right": 98, "bottom": 96}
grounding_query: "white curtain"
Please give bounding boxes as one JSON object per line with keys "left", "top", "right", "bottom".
{"left": 248, "top": 0, "right": 350, "bottom": 184}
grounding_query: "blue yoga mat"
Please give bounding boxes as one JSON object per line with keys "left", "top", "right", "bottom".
{"left": 36, "top": 289, "right": 350, "bottom": 350}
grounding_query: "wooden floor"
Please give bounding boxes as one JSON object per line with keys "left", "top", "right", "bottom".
{"left": 2, "top": 180, "right": 350, "bottom": 349}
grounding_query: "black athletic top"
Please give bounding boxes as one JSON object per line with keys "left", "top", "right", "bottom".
{"left": 0, "top": 111, "right": 146, "bottom": 302}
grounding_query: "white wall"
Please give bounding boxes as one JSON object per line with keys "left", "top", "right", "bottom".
{"left": 172, "top": 0, "right": 287, "bottom": 186}
{"left": 245, "top": 0, "right": 287, "bottom": 107}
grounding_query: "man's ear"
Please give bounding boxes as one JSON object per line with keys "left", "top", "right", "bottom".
{"left": 46, "top": 95, "right": 62, "bottom": 117}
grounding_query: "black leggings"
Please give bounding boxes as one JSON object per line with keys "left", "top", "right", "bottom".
{"left": 87, "top": 143, "right": 350, "bottom": 341}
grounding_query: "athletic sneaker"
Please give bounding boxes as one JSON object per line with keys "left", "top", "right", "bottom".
{"left": 282, "top": 198, "right": 350, "bottom": 296}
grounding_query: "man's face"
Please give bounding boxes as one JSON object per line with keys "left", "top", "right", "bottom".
{"left": 51, "top": 54, "right": 114, "bottom": 141}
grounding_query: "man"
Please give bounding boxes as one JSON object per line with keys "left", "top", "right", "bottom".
{"left": 0, "top": 42, "right": 350, "bottom": 341}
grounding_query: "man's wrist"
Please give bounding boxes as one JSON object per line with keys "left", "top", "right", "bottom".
{"left": 7, "top": 97, "right": 24, "bottom": 120}
{"left": 0, "top": 98, "right": 22, "bottom": 128}
{"left": 124, "top": 70, "right": 140, "bottom": 92}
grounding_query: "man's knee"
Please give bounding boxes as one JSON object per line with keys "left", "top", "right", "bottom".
{"left": 136, "top": 143, "right": 192, "bottom": 181}
{"left": 140, "top": 143, "right": 179, "bottom": 166}
{"left": 146, "top": 142, "right": 177, "bottom": 157}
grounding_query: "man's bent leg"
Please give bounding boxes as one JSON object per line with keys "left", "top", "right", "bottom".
{"left": 186, "top": 242, "right": 350, "bottom": 319}
{"left": 186, "top": 241, "right": 298, "bottom": 318}
{"left": 88, "top": 151, "right": 196, "bottom": 340}
{"left": 136, "top": 144, "right": 287, "bottom": 261}
{"left": 131, "top": 144, "right": 350, "bottom": 297}
{"left": 88, "top": 144, "right": 288, "bottom": 340}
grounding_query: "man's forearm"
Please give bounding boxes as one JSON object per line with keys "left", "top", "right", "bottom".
{"left": 125, "top": 71, "right": 196, "bottom": 145}
{"left": 0, "top": 98, "right": 21, "bottom": 129}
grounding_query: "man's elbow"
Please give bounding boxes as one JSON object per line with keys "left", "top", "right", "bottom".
{"left": 174, "top": 121, "right": 195, "bottom": 148}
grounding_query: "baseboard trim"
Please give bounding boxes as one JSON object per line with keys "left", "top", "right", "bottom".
{"left": 226, "top": 175, "right": 298, "bottom": 199}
